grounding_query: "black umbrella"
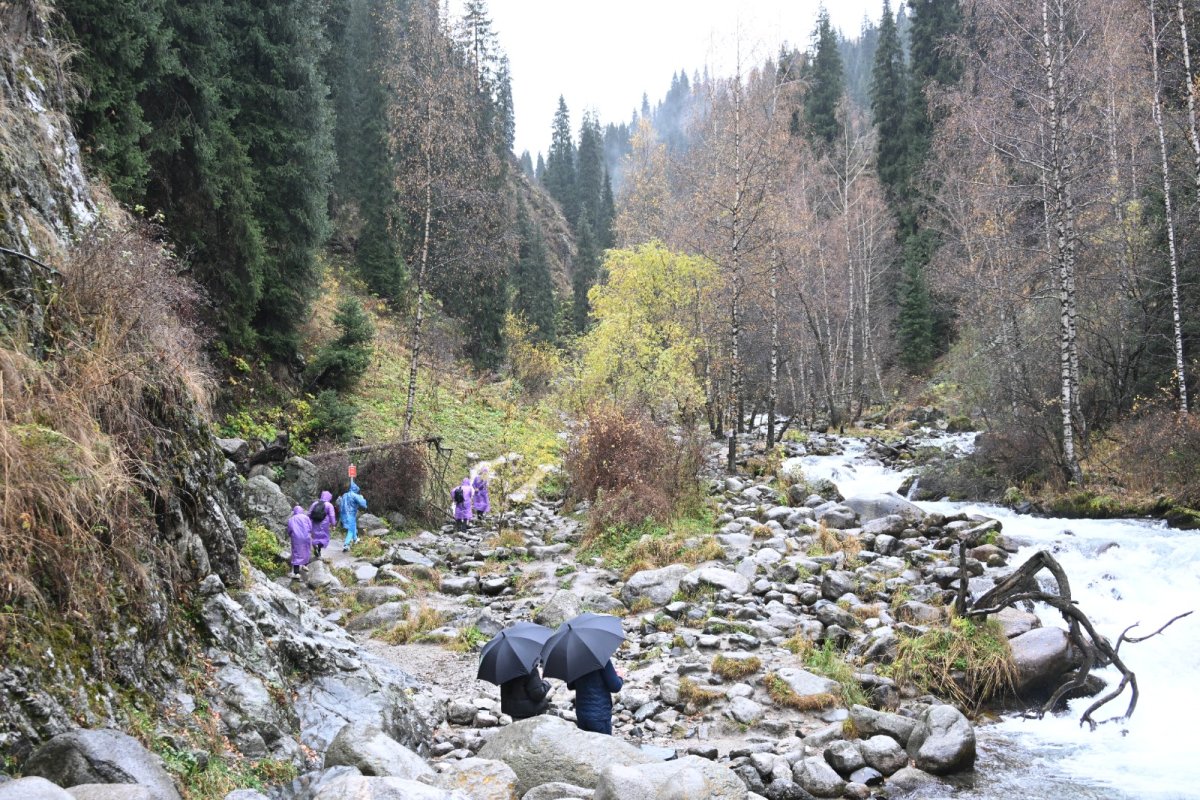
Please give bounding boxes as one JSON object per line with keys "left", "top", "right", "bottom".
{"left": 540, "top": 613, "right": 626, "bottom": 684}
{"left": 476, "top": 621, "right": 554, "bottom": 685}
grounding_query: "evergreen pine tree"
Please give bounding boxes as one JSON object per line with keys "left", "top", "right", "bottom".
{"left": 598, "top": 171, "right": 616, "bottom": 250}
{"left": 572, "top": 215, "right": 599, "bottom": 333}
{"left": 55, "top": 0, "right": 176, "bottom": 201}
{"left": 306, "top": 298, "right": 376, "bottom": 391}
{"left": 495, "top": 56, "right": 516, "bottom": 155}
{"left": 575, "top": 113, "right": 606, "bottom": 235}
{"left": 511, "top": 202, "right": 556, "bottom": 341}
{"left": 805, "top": 9, "right": 845, "bottom": 145}
{"left": 897, "top": 232, "right": 936, "bottom": 371}
{"left": 905, "top": 0, "right": 961, "bottom": 178}
{"left": 544, "top": 96, "right": 578, "bottom": 221}
{"left": 535, "top": 152, "right": 546, "bottom": 182}
{"left": 870, "top": 0, "right": 909, "bottom": 201}
{"left": 519, "top": 151, "right": 535, "bottom": 178}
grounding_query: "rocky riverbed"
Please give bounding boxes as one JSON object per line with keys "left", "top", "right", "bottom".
{"left": 0, "top": 427, "right": 1092, "bottom": 800}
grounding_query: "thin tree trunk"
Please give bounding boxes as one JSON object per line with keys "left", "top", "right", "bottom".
{"left": 1154, "top": 0, "right": 1190, "bottom": 413}
{"left": 1171, "top": 0, "right": 1194, "bottom": 412}
{"left": 403, "top": 150, "right": 433, "bottom": 437}
{"left": 767, "top": 249, "right": 780, "bottom": 448}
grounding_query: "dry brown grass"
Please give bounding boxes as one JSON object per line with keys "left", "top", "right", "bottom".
{"left": 377, "top": 604, "right": 448, "bottom": 644}
{"left": 1, "top": 217, "right": 208, "bottom": 639}
{"left": 678, "top": 677, "right": 723, "bottom": 707}
{"left": 712, "top": 654, "right": 762, "bottom": 680}
{"left": 486, "top": 528, "right": 526, "bottom": 549}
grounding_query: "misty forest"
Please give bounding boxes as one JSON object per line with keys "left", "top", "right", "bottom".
{"left": 1, "top": 0, "right": 1198, "bottom": 798}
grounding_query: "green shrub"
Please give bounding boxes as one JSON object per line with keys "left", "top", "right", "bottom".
{"left": 310, "top": 390, "right": 357, "bottom": 443}
{"left": 306, "top": 298, "right": 375, "bottom": 392}
{"left": 243, "top": 522, "right": 285, "bottom": 577}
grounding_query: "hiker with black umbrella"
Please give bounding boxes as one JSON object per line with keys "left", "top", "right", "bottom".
{"left": 540, "top": 613, "right": 625, "bottom": 735}
{"left": 477, "top": 622, "right": 555, "bottom": 721}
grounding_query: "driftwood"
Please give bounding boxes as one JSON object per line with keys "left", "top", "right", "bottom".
{"left": 968, "top": 549, "right": 1193, "bottom": 729}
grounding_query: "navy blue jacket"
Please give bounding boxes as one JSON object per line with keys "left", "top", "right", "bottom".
{"left": 568, "top": 661, "right": 623, "bottom": 731}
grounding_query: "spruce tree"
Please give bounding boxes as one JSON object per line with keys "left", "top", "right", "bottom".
{"left": 897, "top": 233, "right": 936, "bottom": 371}
{"left": 495, "top": 56, "right": 516, "bottom": 155}
{"left": 55, "top": 0, "right": 176, "bottom": 202}
{"left": 535, "top": 152, "right": 546, "bottom": 182}
{"left": 306, "top": 298, "right": 375, "bottom": 391}
{"left": 544, "top": 96, "right": 578, "bottom": 221}
{"left": 598, "top": 172, "right": 616, "bottom": 250}
{"left": 512, "top": 202, "right": 556, "bottom": 341}
{"left": 576, "top": 114, "right": 606, "bottom": 235}
{"left": 572, "top": 216, "right": 599, "bottom": 333}
{"left": 805, "top": 9, "right": 845, "bottom": 146}
{"left": 870, "top": 0, "right": 909, "bottom": 201}
{"left": 519, "top": 151, "right": 535, "bottom": 178}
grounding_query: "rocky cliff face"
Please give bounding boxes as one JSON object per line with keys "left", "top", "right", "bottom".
{"left": 0, "top": 1, "right": 433, "bottom": 773}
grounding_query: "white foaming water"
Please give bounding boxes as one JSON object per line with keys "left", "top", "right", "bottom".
{"left": 800, "top": 437, "right": 1200, "bottom": 800}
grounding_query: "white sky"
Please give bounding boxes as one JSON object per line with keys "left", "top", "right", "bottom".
{"left": 459, "top": 0, "right": 885, "bottom": 157}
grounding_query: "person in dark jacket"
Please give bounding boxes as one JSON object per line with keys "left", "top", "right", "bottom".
{"left": 567, "top": 659, "right": 623, "bottom": 734}
{"left": 500, "top": 662, "right": 551, "bottom": 720}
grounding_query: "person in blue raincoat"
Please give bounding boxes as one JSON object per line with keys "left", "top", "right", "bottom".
{"left": 567, "top": 659, "right": 623, "bottom": 735}
{"left": 338, "top": 481, "right": 367, "bottom": 551}
{"left": 287, "top": 506, "right": 312, "bottom": 580}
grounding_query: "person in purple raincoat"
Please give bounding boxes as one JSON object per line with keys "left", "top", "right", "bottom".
{"left": 472, "top": 466, "right": 491, "bottom": 520}
{"left": 287, "top": 506, "right": 312, "bottom": 580}
{"left": 308, "top": 490, "right": 336, "bottom": 560}
{"left": 452, "top": 477, "right": 474, "bottom": 533}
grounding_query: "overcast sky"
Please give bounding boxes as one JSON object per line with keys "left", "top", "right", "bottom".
{"left": 453, "top": 0, "right": 886, "bottom": 157}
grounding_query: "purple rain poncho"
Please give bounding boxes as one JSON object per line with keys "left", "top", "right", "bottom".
{"left": 309, "top": 490, "right": 336, "bottom": 547}
{"left": 472, "top": 472, "right": 490, "bottom": 515}
{"left": 453, "top": 478, "right": 474, "bottom": 521}
{"left": 288, "top": 506, "right": 313, "bottom": 566}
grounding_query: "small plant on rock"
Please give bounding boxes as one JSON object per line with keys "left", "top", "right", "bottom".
{"left": 712, "top": 654, "right": 762, "bottom": 680}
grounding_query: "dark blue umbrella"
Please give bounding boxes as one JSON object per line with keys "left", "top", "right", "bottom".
{"left": 476, "top": 621, "right": 554, "bottom": 685}
{"left": 540, "top": 613, "right": 626, "bottom": 684}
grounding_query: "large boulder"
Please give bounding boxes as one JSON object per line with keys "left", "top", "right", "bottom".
{"left": 594, "top": 756, "right": 747, "bottom": 800}
{"left": 858, "top": 736, "right": 907, "bottom": 776}
{"left": 0, "top": 778, "right": 73, "bottom": 800}
{"left": 22, "top": 730, "right": 181, "bottom": 800}
{"left": 842, "top": 494, "right": 925, "bottom": 523}
{"left": 774, "top": 668, "right": 839, "bottom": 705}
{"left": 520, "top": 783, "right": 594, "bottom": 800}
{"left": 815, "top": 504, "right": 857, "bottom": 530}
{"left": 1009, "top": 627, "right": 1082, "bottom": 695}
{"left": 324, "top": 722, "right": 434, "bottom": 779}
{"left": 848, "top": 705, "right": 916, "bottom": 746}
{"left": 621, "top": 565, "right": 691, "bottom": 608}
{"left": 435, "top": 758, "right": 520, "bottom": 800}
{"left": 278, "top": 457, "right": 319, "bottom": 506}
{"left": 476, "top": 716, "right": 655, "bottom": 795}
{"left": 680, "top": 567, "right": 751, "bottom": 598}
{"left": 244, "top": 475, "right": 293, "bottom": 533}
{"left": 906, "top": 705, "right": 976, "bottom": 775}
{"left": 214, "top": 664, "right": 292, "bottom": 748}
{"left": 791, "top": 757, "right": 845, "bottom": 798}
{"left": 67, "top": 788, "right": 157, "bottom": 800}
{"left": 309, "top": 773, "right": 470, "bottom": 800}
{"left": 534, "top": 591, "right": 583, "bottom": 628}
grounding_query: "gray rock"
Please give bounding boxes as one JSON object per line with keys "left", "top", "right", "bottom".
{"left": 245, "top": 475, "right": 294, "bottom": 534}
{"left": 1009, "top": 627, "right": 1082, "bottom": 695}
{"left": 594, "top": 756, "right": 747, "bottom": 800}
{"left": 356, "top": 587, "right": 407, "bottom": 608}
{"left": 348, "top": 604, "right": 408, "bottom": 633}
{"left": 534, "top": 591, "right": 583, "bottom": 628}
{"left": 309, "top": 773, "right": 469, "bottom": 800}
{"left": 858, "top": 736, "right": 906, "bottom": 776}
{"left": 324, "top": 721, "right": 434, "bottom": 779}
{"left": 822, "top": 741, "right": 864, "bottom": 776}
{"left": 680, "top": 567, "right": 751, "bottom": 597}
{"left": 214, "top": 664, "right": 291, "bottom": 746}
{"left": 23, "top": 729, "right": 181, "bottom": 800}
{"left": 476, "top": 715, "right": 654, "bottom": 794}
{"left": 0, "top": 778, "right": 74, "bottom": 800}
{"left": 728, "top": 697, "right": 764, "bottom": 725}
{"left": 357, "top": 514, "right": 389, "bottom": 535}
{"left": 841, "top": 494, "right": 925, "bottom": 523}
{"left": 791, "top": 756, "right": 845, "bottom": 798}
{"left": 435, "top": 758, "right": 519, "bottom": 800}
{"left": 520, "top": 782, "right": 594, "bottom": 800}
{"left": 439, "top": 576, "right": 479, "bottom": 596}
{"left": 893, "top": 601, "right": 945, "bottom": 625}
{"left": 67, "top": 788, "right": 156, "bottom": 800}
{"left": 278, "top": 457, "right": 319, "bottom": 506}
{"left": 223, "top": 792, "right": 270, "bottom": 800}
{"left": 391, "top": 548, "right": 434, "bottom": 568}
{"left": 216, "top": 438, "right": 249, "bottom": 461}
{"left": 621, "top": 565, "right": 691, "bottom": 608}
{"left": 848, "top": 705, "right": 915, "bottom": 746}
{"left": 846, "top": 767, "right": 882, "bottom": 786}
{"left": 815, "top": 505, "right": 857, "bottom": 530}
{"left": 763, "top": 779, "right": 815, "bottom": 800}
{"left": 906, "top": 705, "right": 975, "bottom": 775}
{"left": 886, "top": 766, "right": 939, "bottom": 792}
{"left": 994, "top": 607, "right": 1040, "bottom": 639}
{"left": 820, "top": 571, "right": 856, "bottom": 602}
{"left": 774, "top": 668, "right": 839, "bottom": 703}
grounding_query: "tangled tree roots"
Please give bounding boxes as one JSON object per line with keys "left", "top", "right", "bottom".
{"left": 968, "top": 550, "right": 1192, "bottom": 729}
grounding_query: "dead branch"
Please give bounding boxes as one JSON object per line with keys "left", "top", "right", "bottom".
{"left": 968, "top": 549, "right": 1192, "bottom": 730}
{"left": 305, "top": 436, "right": 444, "bottom": 461}
{"left": 1115, "top": 611, "right": 1193, "bottom": 653}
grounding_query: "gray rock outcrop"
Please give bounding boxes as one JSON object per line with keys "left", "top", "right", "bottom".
{"left": 22, "top": 729, "right": 181, "bottom": 800}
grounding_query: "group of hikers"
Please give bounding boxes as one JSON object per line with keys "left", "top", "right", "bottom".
{"left": 286, "top": 481, "right": 368, "bottom": 578}
{"left": 451, "top": 466, "right": 490, "bottom": 532}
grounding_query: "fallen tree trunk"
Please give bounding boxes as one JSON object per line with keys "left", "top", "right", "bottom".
{"left": 968, "top": 550, "right": 1192, "bottom": 729}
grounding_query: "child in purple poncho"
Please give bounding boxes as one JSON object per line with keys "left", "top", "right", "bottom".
{"left": 452, "top": 477, "right": 474, "bottom": 533}
{"left": 287, "top": 505, "right": 312, "bottom": 580}
{"left": 308, "top": 490, "right": 336, "bottom": 560}
{"left": 472, "top": 467, "right": 491, "bottom": 520}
